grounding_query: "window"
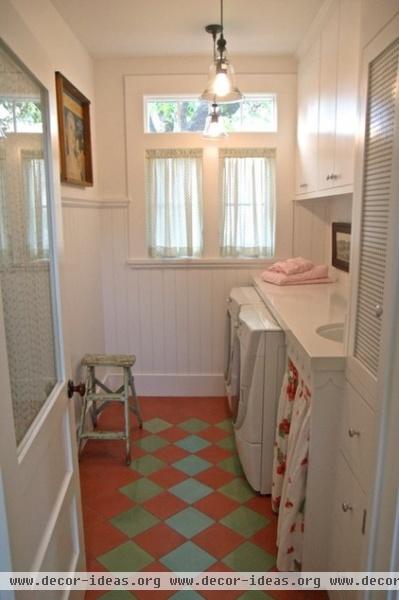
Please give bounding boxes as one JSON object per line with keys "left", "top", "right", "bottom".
{"left": 146, "top": 148, "right": 203, "bottom": 258}
{"left": 0, "top": 97, "right": 43, "bottom": 134}
{"left": 145, "top": 95, "right": 277, "bottom": 133}
{"left": 220, "top": 148, "right": 276, "bottom": 258}
{"left": 22, "top": 151, "right": 49, "bottom": 259}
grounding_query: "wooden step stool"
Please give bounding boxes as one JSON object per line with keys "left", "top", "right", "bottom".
{"left": 78, "top": 353, "right": 143, "bottom": 465}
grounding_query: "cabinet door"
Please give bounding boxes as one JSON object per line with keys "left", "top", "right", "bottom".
{"left": 318, "top": 0, "right": 339, "bottom": 190}
{"left": 329, "top": 453, "right": 367, "bottom": 573}
{"left": 296, "top": 40, "right": 320, "bottom": 195}
{"left": 333, "top": 0, "right": 361, "bottom": 188}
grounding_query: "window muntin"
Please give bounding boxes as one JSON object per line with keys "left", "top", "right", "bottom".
{"left": 146, "top": 148, "right": 203, "bottom": 258}
{"left": 145, "top": 95, "right": 277, "bottom": 133}
{"left": 220, "top": 148, "right": 276, "bottom": 258}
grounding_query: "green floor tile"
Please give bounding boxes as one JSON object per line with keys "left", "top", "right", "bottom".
{"left": 215, "top": 419, "right": 233, "bottom": 432}
{"left": 165, "top": 507, "right": 214, "bottom": 538}
{"left": 119, "top": 477, "right": 163, "bottom": 503}
{"left": 169, "top": 478, "right": 212, "bottom": 504}
{"left": 238, "top": 592, "right": 274, "bottom": 600}
{"left": 175, "top": 435, "right": 210, "bottom": 453}
{"left": 110, "top": 505, "right": 159, "bottom": 537}
{"left": 180, "top": 418, "right": 208, "bottom": 433}
{"left": 160, "top": 541, "right": 216, "bottom": 572}
{"left": 136, "top": 434, "right": 168, "bottom": 453}
{"left": 220, "top": 506, "right": 268, "bottom": 538}
{"left": 173, "top": 455, "right": 211, "bottom": 476}
{"left": 217, "top": 436, "right": 236, "bottom": 451}
{"left": 218, "top": 478, "right": 256, "bottom": 503}
{"left": 131, "top": 454, "right": 165, "bottom": 476}
{"left": 223, "top": 541, "right": 275, "bottom": 571}
{"left": 98, "top": 540, "right": 153, "bottom": 572}
{"left": 218, "top": 455, "right": 244, "bottom": 475}
{"left": 144, "top": 417, "right": 172, "bottom": 433}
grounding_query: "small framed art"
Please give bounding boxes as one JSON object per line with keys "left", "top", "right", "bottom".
{"left": 55, "top": 71, "right": 93, "bottom": 186}
{"left": 332, "top": 222, "right": 351, "bottom": 272}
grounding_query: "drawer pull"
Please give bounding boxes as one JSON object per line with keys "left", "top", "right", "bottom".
{"left": 342, "top": 502, "right": 353, "bottom": 513}
{"left": 348, "top": 428, "right": 360, "bottom": 437}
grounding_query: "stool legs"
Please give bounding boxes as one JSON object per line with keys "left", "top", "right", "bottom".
{"left": 78, "top": 369, "right": 91, "bottom": 455}
{"left": 77, "top": 362, "right": 142, "bottom": 465}
{"left": 123, "top": 366, "right": 131, "bottom": 465}
{"left": 128, "top": 370, "right": 143, "bottom": 428}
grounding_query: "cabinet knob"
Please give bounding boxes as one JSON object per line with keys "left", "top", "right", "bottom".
{"left": 330, "top": 173, "right": 339, "bottom": 180}
{"left": 299, "top": 183, "right": 308, "bottom": 188}
{"left": 342, "top": 502, "right": 353, "bottom": 513}
{"left": 375, "top": 304, "right": 383, "bottom": 318}
{"left": 326, "top": 174, "right": 331, "bottom": 181}
{"left": 348, "top": 428, "right": 360, "bottom": 438}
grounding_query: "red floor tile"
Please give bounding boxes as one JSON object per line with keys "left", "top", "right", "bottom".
{"left": 160, "top": 426, "right": 188, "bottom": 443}
{"left": 83, "top": 508, "right": 128, "bottom": 557}
{"left": 192, "top": 523, "right": 243, "bottom": 559}
{"left": 148, "top": 466, "right": 186, "bottom": 489}
{"left": 85, "top": 488, "right": 134, "bottom": 520}
{"left": 143, "top": 491, "right": 186, "bottom": 520}
{"left": 153, "top": 444, "right": 189, "bottom": 463}
{"left": 245, "top": 494, "right": 276, "bottom": 518}
{"left": 196, "top": 445, "right": 231, "bottom": 464}
{"left": 200, "top": 426, "right": 230, "bottom": 443}
{"left": 251, "top": 517, "right": 278, "bottom": 555}
{"left": 134, "top": 523, "right": 186, "bottom": 559}
{"left": 195, "top": 466, "right": 235, "bottom": 489}
{"left": 193, "top": 491, "right": 240, "bottom": 521}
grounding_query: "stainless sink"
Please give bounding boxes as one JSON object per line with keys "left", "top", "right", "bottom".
{"left": 316, "top": 322, "right": 344, "bottom": 343}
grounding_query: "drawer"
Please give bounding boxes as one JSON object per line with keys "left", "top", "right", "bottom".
{"left": 340, "top": 381, "right": 376, "bottom": 493}
{"left": 329, "top": 452, "right": 367, "bottom": 573}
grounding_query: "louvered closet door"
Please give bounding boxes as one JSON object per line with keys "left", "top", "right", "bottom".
{"left": 353, "top": 39, "right": 399, "bottom": 379}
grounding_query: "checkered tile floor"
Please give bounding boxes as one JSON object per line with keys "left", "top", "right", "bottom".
{"left": 80, "top": 397, "right": 327, "bottom": 600}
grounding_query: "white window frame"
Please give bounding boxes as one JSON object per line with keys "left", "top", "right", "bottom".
{"left": 143, "top": 94, "right": 277, "bottom": 134}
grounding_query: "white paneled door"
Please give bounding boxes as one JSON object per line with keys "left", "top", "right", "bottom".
{"left": 0, "top": 43, "right": 85, "bottom": 598}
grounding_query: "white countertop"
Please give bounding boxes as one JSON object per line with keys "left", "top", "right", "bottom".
{"left": 253, "top": 276, "right": 348, "bottom": 364}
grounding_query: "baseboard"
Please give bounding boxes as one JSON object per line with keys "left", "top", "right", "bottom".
{"left": 105, "top": 372, "right": 226, "bottom": 397}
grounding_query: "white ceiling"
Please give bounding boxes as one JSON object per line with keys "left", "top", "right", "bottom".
{"left": 50, "top": 0, "right": 324, "bottom": 58}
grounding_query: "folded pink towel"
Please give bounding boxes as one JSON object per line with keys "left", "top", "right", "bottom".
{"left": 261, "top": 264, "right": 332, "bottom": 286}
{"left": 268, "top": 257, "right": 314, "bottom": 275}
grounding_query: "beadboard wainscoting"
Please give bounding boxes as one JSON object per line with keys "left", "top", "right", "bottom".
{"left": 293, "top": 193, "right": 352, "bottom": 284}
{"left": 100, "top": 206, "right": 264, "bottom": 396}
{"left": 62, "top": 199, "right": 106, "bottom": 421}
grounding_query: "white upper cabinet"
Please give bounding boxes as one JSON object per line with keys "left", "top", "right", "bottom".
{"left": 296, "top": 39, "right": 320, "bottom": 195}
{"left": 296, "top": 0, "right": 361, "bottom": 199}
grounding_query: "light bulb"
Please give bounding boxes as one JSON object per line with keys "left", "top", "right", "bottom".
{"left": 213, "top": 71, "right": 231, "bottom": 97}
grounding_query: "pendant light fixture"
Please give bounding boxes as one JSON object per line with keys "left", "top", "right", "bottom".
{"left": 202, "top": 101, "right": 227, "bottom": 139}
{"left": 201, "top": 0, "right": 243, "bottom": 104}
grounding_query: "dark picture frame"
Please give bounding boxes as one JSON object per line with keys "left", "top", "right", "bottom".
{"left": 55, "top": 72, "right": 93, "bottom": 186}
{"left": 332, "top": 222, "right": 351, "bottom": 272}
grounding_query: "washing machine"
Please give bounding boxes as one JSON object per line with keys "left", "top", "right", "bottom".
{"left": 224, "top": 287, "right": 262, "bottom": 410}
{"left": 232, "top": 303, "right": 286, "bottom": 494}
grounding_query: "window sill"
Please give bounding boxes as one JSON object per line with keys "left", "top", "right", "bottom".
{"left": 126, "top": 257, "right": 279, "bottom": 270}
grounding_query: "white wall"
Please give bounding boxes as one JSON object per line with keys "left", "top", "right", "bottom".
{"left": 293, "top": 193, "right": 352, "bottom": 287}
{"left": 0, "top": 0, "right": 105, "bottom": 386}
{"left": 94, "top": 55, "right": 297, "bottom": 394}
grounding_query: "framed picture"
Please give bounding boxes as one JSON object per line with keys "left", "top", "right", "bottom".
{"left": 55, "top": 72, "right": 93, "bottom": 186}
{"left": 332, "top": 222, "right": 351, "bottom": 272}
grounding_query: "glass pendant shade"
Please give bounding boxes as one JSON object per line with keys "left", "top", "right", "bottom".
{"left": 201, "top": 59, "right": 243, "bottom": 104}
{"left": 202, "top": 103, "right": 227, "bottom": 139}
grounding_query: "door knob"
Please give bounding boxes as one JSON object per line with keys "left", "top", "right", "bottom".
{"left": 67, "top": 380, "right": 86, "bottom": 399}
{"left": 375, "top": 304, "right": 383, "bottom": 318}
